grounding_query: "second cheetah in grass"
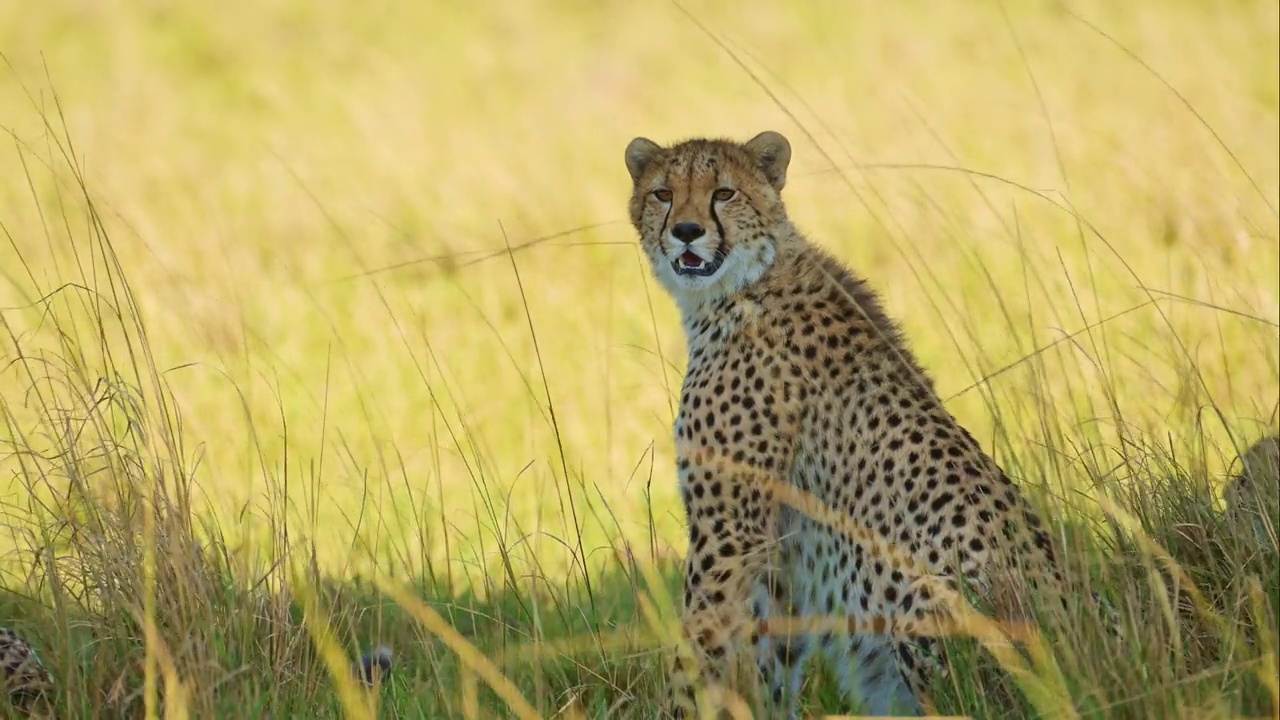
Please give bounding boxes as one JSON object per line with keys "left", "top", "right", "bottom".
{"left": 1225, "top": 434, "right": 1279, "bottom": 546}
{"left": 0, "top": 626, "right": 52, "bottom": 709}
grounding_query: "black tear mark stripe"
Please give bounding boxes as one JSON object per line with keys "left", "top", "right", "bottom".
{"left": 659, "top": 172, "right": 673, "bottom": 240}
{"left": 703, "top": 151, "right": 728, "bottom": 257}
{"left": 708, "top": 194, "right": 728, "bottom": 256}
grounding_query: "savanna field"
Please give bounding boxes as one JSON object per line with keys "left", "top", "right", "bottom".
{"left": 0, "top": 1, "right": 1277, "bottom": 718}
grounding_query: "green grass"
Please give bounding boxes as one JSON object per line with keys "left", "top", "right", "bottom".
{"left": 0, "top": 1, "right": 1277, "bottom": 717}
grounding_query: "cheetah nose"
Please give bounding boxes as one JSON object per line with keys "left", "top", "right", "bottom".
{"left": 671, "top": 222, "right": 706, "bottom": 243}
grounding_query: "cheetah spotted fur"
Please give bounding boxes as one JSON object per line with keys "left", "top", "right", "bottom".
{"left": 625, "top": 131, "right": 1096, "bottom": 718}
{"left": 1224, "top": 434, "right": 1279, "bottom": 547}
{"left": 0, "top": 626, "right": 52, "bottom": 707}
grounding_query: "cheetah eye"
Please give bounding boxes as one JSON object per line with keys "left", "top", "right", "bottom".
{"left": 712, "top": 188, "right": 736, "bottom": 202}
{"left": 652, "top": 189, "right": 673, "bottom": 203}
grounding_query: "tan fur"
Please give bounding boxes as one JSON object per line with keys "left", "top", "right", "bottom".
{"left": 0, "top": 626, "right": 52, "bottom": 708}
{"left": 624, "top": 131, "right": 1084, "bottom": 718}
{"left": 1225, "top": 434, "right": 1279, "bottom": 546}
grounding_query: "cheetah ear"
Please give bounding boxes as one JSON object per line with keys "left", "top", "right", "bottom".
{"left": 744, "top": 131, "right": 791, "bottom": 191}
{"left": 625, "top": 137, "right": 663, "bottom": 185}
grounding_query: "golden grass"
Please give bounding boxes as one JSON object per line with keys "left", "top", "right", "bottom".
{"left": 0, "top": 0, "right": 1275, "bottom": 605}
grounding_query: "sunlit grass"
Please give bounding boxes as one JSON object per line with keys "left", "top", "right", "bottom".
{"left": 0, "top": 0, "right": 1276, "bottom": 717}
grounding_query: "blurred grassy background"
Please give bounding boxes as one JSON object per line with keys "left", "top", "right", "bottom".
{"left": 0, "top": 0, "right": 1276, "bottom": 593}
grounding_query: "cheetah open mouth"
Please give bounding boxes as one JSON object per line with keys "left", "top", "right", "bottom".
{"left": 673, "top": 250, "right": 723, "bottom": 277}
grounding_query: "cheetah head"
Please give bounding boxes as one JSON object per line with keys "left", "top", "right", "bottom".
{"left": 624, "top": 131, "right": 792, "bottom": 307}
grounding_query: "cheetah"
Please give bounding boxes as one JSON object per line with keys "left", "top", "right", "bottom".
{"left": 624, "top": 131, "right": 1089, "bottom": 717}
{"left": 1224, "top": 434, "right": 1279, "bottom": 547}
{"left": 0, "top": 626, "right": 52, "bottom": 707}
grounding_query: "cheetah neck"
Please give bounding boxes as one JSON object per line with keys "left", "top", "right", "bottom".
{"left": 673, "top": 231, "right": 786, "bottom": 341}
{"left": 674, "top": 242, "right": 777, "bottom": 323}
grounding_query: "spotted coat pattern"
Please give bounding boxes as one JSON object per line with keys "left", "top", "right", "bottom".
{"left": 0, "top": 626, "right": 52, "bottom": 707}
{"left": 624, "top": 131, "right": 1083, "bottom": 718}
{"left": 1225, "top": 434, "right": 1279, "bottom": 546}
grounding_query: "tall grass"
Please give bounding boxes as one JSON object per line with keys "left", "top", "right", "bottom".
{"left": 0, "top": 1, "right": 1276, "bottom": 717}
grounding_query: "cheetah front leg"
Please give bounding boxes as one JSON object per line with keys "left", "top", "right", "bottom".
{"left": 662, "top": 462, "right": 786, "bottom": 719}
{"left": 662, "top": 337, "right": 800, "bottom": 719}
